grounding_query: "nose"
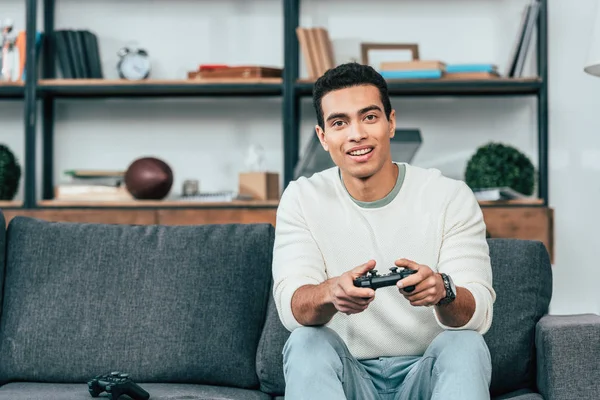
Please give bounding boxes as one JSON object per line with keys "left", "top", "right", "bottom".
{"left": 347, "top": 122, "right": 367, "bottom": 142}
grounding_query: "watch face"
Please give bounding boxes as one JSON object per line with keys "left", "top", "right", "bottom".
{"left": 119, "top": 53, "right": 150, "bottom": 80}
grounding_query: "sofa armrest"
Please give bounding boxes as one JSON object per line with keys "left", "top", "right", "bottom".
{"left": 536, "top": 314, "right": 600, "bottom": 400}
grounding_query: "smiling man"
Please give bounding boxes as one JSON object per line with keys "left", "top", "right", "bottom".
{"left": 272, "top": 62, "right": 496, "bottom": 400}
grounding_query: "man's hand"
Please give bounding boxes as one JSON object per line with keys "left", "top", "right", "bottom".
{"left": 394, "top": 258, "right": 445, "bottom": 307}
{"left": 290, "top": 260, "right": 378, "bottom": 326}
{"left": 394, "top": 258, "right": 477, "bottom": 327}
{"left": 328, "top": 260, "right": 377, "bottom": 315}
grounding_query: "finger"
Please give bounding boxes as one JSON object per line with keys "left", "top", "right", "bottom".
{"left": 408, "top": 296, "right": 437, "bottom": 307}
{"left": 341, "top": 274, "right": 376, "bottom": 299}
{"left": 338, "top": 293, "right": 375, "bottom": 307}
{"left": 351, "top": 259, "right": 377, "bottom": 277}
{"left": 396, "top": 274, "right": 422, "bottom": 292}
{"left": 394, "top": 258, "right": 420, "bottom": 270}
{"left": 336, "top": 300, "right": 369, "bottom": 314}
{"left": 400, "top": 275, "right": 437, "bottom": 295}
{"left": 404, "top": 287, "right": 436, "bottom": 302}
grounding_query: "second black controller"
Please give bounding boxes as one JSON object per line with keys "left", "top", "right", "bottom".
{"left": 353, "top": 267, "right": 417, "bottom": 292}
{"left": 88, "top": 371, "right": 150, "bottom": 400}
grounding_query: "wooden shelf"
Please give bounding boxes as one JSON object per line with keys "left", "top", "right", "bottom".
{"left": 37, "top": 79, "right": 283, "bottom": 98}
{"left": 0, "top": 200, "right": 23, "bottom": 208}
{"left": 37, "top": 199, "right": 279, "bottom": 209}
{"left": 0, "top": 82, "right": 25, "bottom": 99}
{"left": 296, "top": 77, "right": 542, "bottom": 97}
{"left": 34, "top": 198, "right": 542, "bottom": 209}
{"left": 478, "top": 198, "right": 545, "bottom": 207}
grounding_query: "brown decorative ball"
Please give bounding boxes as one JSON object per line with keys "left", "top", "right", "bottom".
{"left": 124, "top": 157, "right": 173, "bottom": 200}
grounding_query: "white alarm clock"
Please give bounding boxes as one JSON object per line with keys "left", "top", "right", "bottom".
{"left": 117, "top": 47, "right": 151, "bottom": 80}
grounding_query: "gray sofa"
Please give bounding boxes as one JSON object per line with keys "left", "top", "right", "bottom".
{"left": 0, "top": 211, "right": 597, "bottom": 400}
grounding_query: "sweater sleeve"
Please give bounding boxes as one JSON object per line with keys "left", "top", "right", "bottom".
{"left": 272, "top": 181, "right": 328, "bottom": 332}
{"left": 433, "top": 180, "right": 496, "bottom": 334}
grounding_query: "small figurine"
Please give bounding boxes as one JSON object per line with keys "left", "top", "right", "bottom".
{"left": 0, "top": 18, "right": 17, "bottom": 82}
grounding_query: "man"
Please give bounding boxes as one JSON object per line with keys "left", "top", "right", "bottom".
{"left": 272, "top": 62, "right": 496, "bottom": 400}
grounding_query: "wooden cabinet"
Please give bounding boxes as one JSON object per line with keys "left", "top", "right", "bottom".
{"left": 482, "top": 206, "right": 554, "bottom": 262}
{"left": 157, "top": 209, "right": 276, "bottom": 226}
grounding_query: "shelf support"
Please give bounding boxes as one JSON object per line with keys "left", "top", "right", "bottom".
{"left": 23, "top": 0, "right": 38, "bottom": 208}
{"left": 537, "top": 0, "right": 549, "bottom": 206}
{"left": 283, "top": 0, "right": 300, "bottom": 188}
{"left": 42, "top": 0, "right": 56, "bottom": 200}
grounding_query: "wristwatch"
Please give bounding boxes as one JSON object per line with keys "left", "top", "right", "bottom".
{"left": 437, "top": 273, "right": 456, "bottom": 305}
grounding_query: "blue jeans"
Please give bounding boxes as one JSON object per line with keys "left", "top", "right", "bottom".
{"left": 282, "top": 326, "right": 492, "bottom": 400}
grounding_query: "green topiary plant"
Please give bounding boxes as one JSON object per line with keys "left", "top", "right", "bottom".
{"left": 0, "top": 144, "right": 21, "bottom": 200}
{"left": 464, "top": 142, "right": 535, "bottom": 196}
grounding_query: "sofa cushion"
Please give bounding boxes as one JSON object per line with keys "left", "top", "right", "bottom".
{"left": 0, "top": 382, "right": 272, "bottom": 400}
{"left": 256, "top": 283, "right": 290, "bottom": 395}
{"left": 0, "top": 217, "right": 275, "bottom": 389}
{"left": 484, "top": 239, "right": 552, "bottom": 397}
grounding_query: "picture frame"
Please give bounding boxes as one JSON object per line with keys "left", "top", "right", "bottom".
{"left": 360, "top": 43, "right": 420, "bottom": 68}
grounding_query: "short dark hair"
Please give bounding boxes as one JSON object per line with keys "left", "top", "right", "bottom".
{"left": 312, "top": 62, "right": 392, "bottom": 130}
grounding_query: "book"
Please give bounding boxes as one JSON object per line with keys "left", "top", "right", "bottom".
{"left": 472, "top": 187, "right": 529, "bottom": 201}
{"left": 446, "top": 64, "right": 498, "bottom": 73}
{"left": 380, "top": 60, "right": 446, "bottom": 71}
{"left": 505, "top": 0, "right": 541, "bottom": 77}
{"left": 295, "top": 26, "right": 335, "bottom": 79}
{"left": 54, "top": 184, "right": 132, "bottom": 201}
{"left": 380, "top": 70, "right": 442, "bottom": 79}
{"left": 190, "top": 66, "right": 283, "bottom": 80}
{"left": 443, "top": 71, "right": 500, "bottom": 80}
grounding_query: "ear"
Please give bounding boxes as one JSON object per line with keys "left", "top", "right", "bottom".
{"left": 388, "top": 109, "right": 397, "bottom": 138}
{"left": 315, "top": 125, "right": 329, "bottom": 152}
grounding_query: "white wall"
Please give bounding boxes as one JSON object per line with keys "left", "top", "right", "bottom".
{"left": 0, "top": 0, "right": 598, "bottom": 316}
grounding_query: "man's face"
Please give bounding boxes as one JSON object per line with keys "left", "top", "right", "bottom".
{"left": 315, "top": 84, "right": 396, "bottom": 180}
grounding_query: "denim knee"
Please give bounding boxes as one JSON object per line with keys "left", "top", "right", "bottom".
{"left": 283, "top": 326, "right": 346, "bottom": 358}
{"left": 430, "top": 330, "right": 488, "bottom": 354}
{"left": 428, "top": 330, "right": 492, "bottom": 380}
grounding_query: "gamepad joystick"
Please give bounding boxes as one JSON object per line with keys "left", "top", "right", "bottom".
{"left": 88, "top": 371, "right": 150, "bottom": 400}
{"left": 353, "top": 267, "right": 417, "bottom": 292}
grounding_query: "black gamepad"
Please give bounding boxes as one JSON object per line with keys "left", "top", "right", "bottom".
{"left": 353, "top": 267, "right": 417, "bottom": 292}
{"left": 88, "top": 371, "right": 150, "bottom": 400}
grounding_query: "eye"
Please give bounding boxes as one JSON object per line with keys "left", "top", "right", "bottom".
{"left": 364, "top": 114, "right": 377, "bottom": 121}
{"left": 332, "top": 120, "right": 345, "bottom": 127}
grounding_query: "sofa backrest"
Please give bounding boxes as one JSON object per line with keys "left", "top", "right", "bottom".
{"left": 484, "top": 238, "right": 552, "bottom": 397}
{"left": 0, "top": 215, "right": 275, "bottom": 390}
{"left": 256, "top": 238, "right": 553, "bottom": 397}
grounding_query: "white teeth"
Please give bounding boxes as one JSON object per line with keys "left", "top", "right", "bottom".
{"left": 349, "top": 148, "right": 373, "bottom": 156}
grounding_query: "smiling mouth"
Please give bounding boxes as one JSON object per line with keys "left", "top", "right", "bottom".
{"left": 348, "top": 147, "right": 373, "bottom": 156}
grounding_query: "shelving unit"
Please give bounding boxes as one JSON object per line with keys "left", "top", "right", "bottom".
{"left": 0, "top": 82, "right": 25, "bottom": 99}
{"left": 2, "top": 0, "right": 551, "bottom": 255}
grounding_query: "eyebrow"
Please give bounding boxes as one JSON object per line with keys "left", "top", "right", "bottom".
{"left": 325, "top": 105, "right": 383, "bottom": 123}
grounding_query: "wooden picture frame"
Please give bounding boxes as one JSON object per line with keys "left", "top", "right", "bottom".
{"left": 360, "top": 43, "right": 420, "bottom": 66}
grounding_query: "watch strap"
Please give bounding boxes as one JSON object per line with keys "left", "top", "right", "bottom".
{"left": 437, "top": 273, "right": 456, "bottom": 306}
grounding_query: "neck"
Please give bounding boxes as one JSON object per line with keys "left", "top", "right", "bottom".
{"left": 341, "top": 161, "right": 398, "bottom": 202}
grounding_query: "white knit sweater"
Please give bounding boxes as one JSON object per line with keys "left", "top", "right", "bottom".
{"left": 272, "top": 163, "right": 496, "bottom": 360}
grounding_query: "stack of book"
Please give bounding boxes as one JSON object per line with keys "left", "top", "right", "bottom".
{"left": 54, "top": 170, "right": 132, "bottom": 201}
{"left": 378, "top": 61, "right": 499, "bottom": 80}
{"left": 296, "top": 27, "right": 335, "bottom": 80}
{"left": 51, "top": 30, "right": 103, "bottom": 79}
